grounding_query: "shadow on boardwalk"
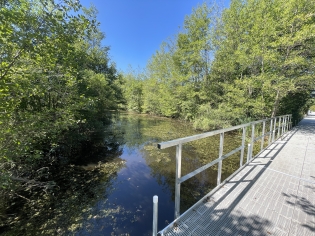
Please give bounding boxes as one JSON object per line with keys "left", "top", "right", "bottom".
{"left": 161, "top": 130, "right": 299, "bottom": 235}
{"left": 290, "top": 184, "right": 315, "bottom": 233}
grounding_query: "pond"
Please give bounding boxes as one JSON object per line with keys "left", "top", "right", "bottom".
{"left": 3, "top": 113, "right": 251, "bottom": 236}
{"left": 75, "top": 113, "right": 206, "bottom": 235}
{"left": 73, "top": 113, "right": 247, "bottom": 235}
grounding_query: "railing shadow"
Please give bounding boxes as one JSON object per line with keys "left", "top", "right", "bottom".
{"left": 160, "top": 129, "right": 297, "bottom": 235}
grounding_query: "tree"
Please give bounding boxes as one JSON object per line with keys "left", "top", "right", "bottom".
{"left": 139, "top": 3, "right": 217, "bottom": 120}
{"left": 0, "top": 0, "right": 123, "bottom": 222}
{"left": 121, "top": 69, "right": 144, "bottom": 113}
{"left": 197, "top": 0, "right": 315, "bottom": 129}
{"left": 138, "top": 0, "right": 315, "bottom": 130}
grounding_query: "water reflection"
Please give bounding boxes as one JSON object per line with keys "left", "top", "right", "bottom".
{"left": 2, "top": 160, "right": 125, "bottom": 236}
{"left": 3, "top": 113, "right": 250, "bottom": 235}
{"left": 76, "top": 113, "right": 247, "bottom": 235}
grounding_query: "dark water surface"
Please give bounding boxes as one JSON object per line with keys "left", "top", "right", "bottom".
{"left": 3, "top": 113, "right": 247, "bottom": 236}
{"left": 75, "top": 114, "right": 200, "bottom": 235}
{"left": 74, "top": 113, "right": 245, "bottom": 236}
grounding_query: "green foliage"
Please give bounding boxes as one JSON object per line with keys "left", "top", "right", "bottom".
{"left": 121, "top": 0, "right": 315, "bottom": 130}
{"left": 279, "top": 91, "right": 314, "bottom": 125}
{"left": 0, "top": 1, "right": 122, "bottom": 160}
{"left": 310, "top": 104, "right": 315, "bottom": 112}
{"left": 210, "top": 0, "right": 315, "bottom": 122}
{"left": 0, "top": 1, "right": 123, "bottom": 232}
{"left": 120, "top": 70, "right": 144, "bottom": 113}
{"left": 123, "top": 4, "right": 218, "bottom": 120}
{"left": 2, "top": 0, "right": 315, "bottom": 231}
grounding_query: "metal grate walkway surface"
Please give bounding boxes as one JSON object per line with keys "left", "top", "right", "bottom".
{"left": 160, "top": 116, "right": 315, "bottom": 236}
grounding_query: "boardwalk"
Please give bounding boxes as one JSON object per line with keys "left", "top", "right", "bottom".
{"left": 159, "top": 115, "right": 315, "bottom": 236}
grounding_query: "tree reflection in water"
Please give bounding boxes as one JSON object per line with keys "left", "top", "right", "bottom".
{"left": 74, "top": 113, "right": 245, "bottom": 235}
{"left": 3, "top": 113, "right": 250, "bottom": 235}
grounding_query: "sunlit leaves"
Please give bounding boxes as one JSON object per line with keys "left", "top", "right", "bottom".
{"left": 208, "top": 0, "right": 315, "bottom": 125}
{"left": 121, "top": 0, "right": 315, "bottom": 130}
{"left": 0, "top": 1, "right": 123, "bottom": 233}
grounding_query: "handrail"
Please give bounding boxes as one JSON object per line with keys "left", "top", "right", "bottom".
{"left": 157, "top": 116, "right": 288, "bottom": 149}
{"left": 179, "top": 146, "right": 243, "bottom": 184}
{"left": 157, "top": 114, "right": 292, "bottom": 220}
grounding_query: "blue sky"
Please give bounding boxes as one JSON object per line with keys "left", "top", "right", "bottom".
{"left": 79, "top": 0, "right": 230, "bottom": 73}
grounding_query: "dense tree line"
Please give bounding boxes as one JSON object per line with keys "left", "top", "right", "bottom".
{"left": 121, "top": 0, "right": 315, "bottom": 129}
{"left": 0, "top": 0, "right": 124, "bottom": 230}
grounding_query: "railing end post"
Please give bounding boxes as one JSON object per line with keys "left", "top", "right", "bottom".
{"left": 153, "top": 195, "right": 158, "bottom": 236}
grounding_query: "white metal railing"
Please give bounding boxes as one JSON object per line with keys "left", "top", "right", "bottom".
{"left": 152, "top": 195, "right": 158, "bottom": 236}
{"left": 155, "top": 114, "right": 292, "bottom": 226}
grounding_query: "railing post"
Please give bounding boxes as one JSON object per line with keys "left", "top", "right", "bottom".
{"left": 240, "top": 127, "right": 246, "bottom": 167}
{"left": 272, "top": 130, "right": 275, "bottom": 143}
{"left": 217, "top": 133, "right": 224, "bottom": 186}
{"left": 273, "top": 117, "right": 277, "bottom": 136}
{"left": 246, "top": 143, "right": 251, "bottom": 163}
{"left": 175, "top": 143, "right": 182, "bottom": 219}
{"left": 261, "top": 121, "right": 265, "bottom": 152}
{"left": 280, "top": 116, "right": 285, "bottom": 137}
{"left": 277, "top": 117, "right": 282, "bottom": 139}
{"left": 282, "top": 116, "right": 286, "bottom": 135}
{"left": 287, "top": 115, "right": 291, "bottom": 131}
{"left": 287, "top": 115, "right": 290, "bottom": 130}
{"left": 251, "top": 123, "right": 255, "bottom": 159}
{"left": 268, "top": 119, "right": 273, "bottom": 145}
{"left": 153, "top": 195, "right": 158, "bottom": 236}
{"left": 280, "top": 116, "right": 285, "bottom": 136}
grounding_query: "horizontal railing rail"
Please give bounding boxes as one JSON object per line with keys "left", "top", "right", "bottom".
{"left": 157, "top": 114, "right": 292, "bottom": 224}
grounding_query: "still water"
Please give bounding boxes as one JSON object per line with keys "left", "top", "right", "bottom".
{"left": 76, "top": 114, "right": 200, "bottom": 235}
{"left": 73, "top": 113, "right": 244, "bottom": 235}
{"left": 4, "top": 113, "right": 246, "bottom": 235}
